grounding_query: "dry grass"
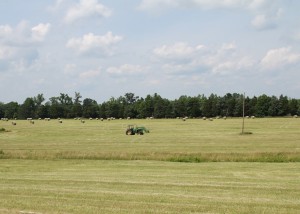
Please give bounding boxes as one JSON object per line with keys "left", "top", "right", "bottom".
{"left": 1, "top": 118, "right": 300, "bottom": 213}
{"left": 0, "top": 160, "right": 299, "bottom": 214}
{"left": 0, "top": 118, "right": 300, "bottom": 162}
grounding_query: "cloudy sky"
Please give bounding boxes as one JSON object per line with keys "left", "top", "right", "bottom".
{"left": 1, "top": 0, "right": 300, "bottom": 103}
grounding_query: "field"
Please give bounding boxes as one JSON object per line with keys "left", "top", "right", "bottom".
{"left": 0, "top": 118, "right": 300, "bottom": 213}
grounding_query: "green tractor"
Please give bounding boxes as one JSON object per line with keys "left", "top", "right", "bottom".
{"left": 126, "top": 125, "right": 150, "bottom": 135}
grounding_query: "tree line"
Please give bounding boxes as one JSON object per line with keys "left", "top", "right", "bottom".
{"left": 0, "top": 92, "right": 299, "bottom": 119}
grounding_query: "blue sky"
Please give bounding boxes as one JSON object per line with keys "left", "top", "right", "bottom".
{"left": 1, "top": 0, "right": 300, "bottom": 103}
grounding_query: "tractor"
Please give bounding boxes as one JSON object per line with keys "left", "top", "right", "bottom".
{"left": 126, "top": 125, "right": 150, "bottom": 135}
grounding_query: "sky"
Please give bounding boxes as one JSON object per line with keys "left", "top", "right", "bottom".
{"left": 0, "top": 0, "right": 300, "bottom": 103}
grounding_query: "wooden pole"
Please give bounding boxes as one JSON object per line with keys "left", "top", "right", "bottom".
{"left": 242, "top": 92, "right": 245, "bottom": 134}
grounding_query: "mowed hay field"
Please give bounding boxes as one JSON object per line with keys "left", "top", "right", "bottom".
{"left": 0, "top": 118, "right": 300, "bottom": 213}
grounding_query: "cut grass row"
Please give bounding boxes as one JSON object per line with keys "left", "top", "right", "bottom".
{"left": 1, "top": 150, "right": 300, "bottom": 163}
{"left": 0, "top": 159, "right": 299, "bottom": 214}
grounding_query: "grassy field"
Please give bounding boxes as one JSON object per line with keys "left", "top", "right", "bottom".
{"left": 0, "top": 118, "right": 300, "bottom": 213}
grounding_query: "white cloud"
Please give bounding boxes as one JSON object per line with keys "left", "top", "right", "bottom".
{"left": 79, "top": 68, "right": 101, "bottom": 78}
{"left": 66, "top": 32, "right": 123, "bottom": 55}
{"left": 251, "top": 11, "right": 281, "bottom": 30}
{"left": 139, "top": 0, "right": 281, "bottom": 31}
{"left": 106, "top": 64, "right": 145, "bottom": 76}
{"left": 251, "top": 14, "right": 268, "bottom": 29}
{"left": 31, "top": 23, "right": 51, "bottom": 42}
{"left": 261, "top": 47, "right": 300, "bottom": 70}
{"left": 248, "top": 0, "right": 268, "bottom": 9}
{"left": 153, "top": 42, "right": 256, "bottom": 76}
{"left": 220, "top": 42, "right": 237, "bottom": 52}
{"left": 53, "top": 0, "right": 65, "bottom": 9}
{"left": 0, "top": 25, "right": 13, "bottom": 38}
{"left": 64, "top": 0, "right": 112, "bottom": 23}
{"left": 291, "top": 31, "right": 300, "bottom": 42}
{"left": 64, "top": 63, "right": 77, "bottom": 75}
{"left": 0, "top": 22, "right": 50, "bottom": 68}
{"left": 212, "top": 57, "right": 255, "bottom": 75}
{"left": 153, "top": 42, "right": 197, "bottom": 59}
{"left": 139, "top": 0, "right": 272, "bottom": 11}
{"left": 0, "top": 44, "right": 15, "bottom": 60}
{"left": 0, "top": 22, "right": 51, "bottom": 45}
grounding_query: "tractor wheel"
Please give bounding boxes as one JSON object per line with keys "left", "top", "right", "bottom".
{"left": 136, "top": 130, "right": 144, "bottom": 135}
{"left": 126, "top": 129, "right": 132, "bottom": 135}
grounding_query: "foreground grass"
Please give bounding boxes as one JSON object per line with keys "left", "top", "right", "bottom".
{"left": 0, "top": 118, "right": 300, "bottom": 213}
{"left": 0, "top": 160, "right": 299, "bottom": 214}
{"left": 1, "top": 118, "right": 300, "bottom": 162}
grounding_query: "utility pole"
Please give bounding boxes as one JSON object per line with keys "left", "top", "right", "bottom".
{"left": 242, "top": 92, "right": 245, "bottom": 134}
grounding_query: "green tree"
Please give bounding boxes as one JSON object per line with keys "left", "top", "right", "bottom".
{"left": 18, "top": 97, "right": 36, "bottom": 119}
{"left": 33, "top": 94, "right": 46, "bottom": 118}
{"left": 153, "top": 93, "right": 167, "bottom": 118}
{"left": 4, "top": 102, "right": 19, "bottom": 119}
{"left": 255, "top": 94, "right": 271, "bottom": 117}
{"left": 72, "top": 92, "right": 82, "bottom": 117}
{"left": 124, "top": 92, "right": 139, "bottom": 104}
{"left": 82, "top": 98, "right": 99, "bottom": 118}
{"left": 49, "top": 97, "right": 63, "bottom": 118}
{"left": 186, "top": 97, "right": 201, "bottom": 117}
{"left": 143, "top": 95, "right": 154, "bottom": 117}
{"left": 174, "top": 96, "right": 188, "bottom": 117}
{"left": 33, "top": 94, "right": 45, "bottom": 106}
{"left": 278, "top": 95, "right": 289, "bottom": 116}
{"left": 58, "top": 93, "right": 73, "bottom": 118}
{"left": 202, "top": 94, "right": 219, "bottom": 117}
{"left": 268, "top": 96, "right": 279, "bottom": 116}
{"left": 0, "top": 102, "right": 4, "bottom": 118}
{"left": 289, "top": 99, "right": 299, "bottom": 116}
{"left": 99, "top": 103, "right": 107, "bottom": 118}
{"left": 105, "top": 97, "right": 120, "bottom": 118}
